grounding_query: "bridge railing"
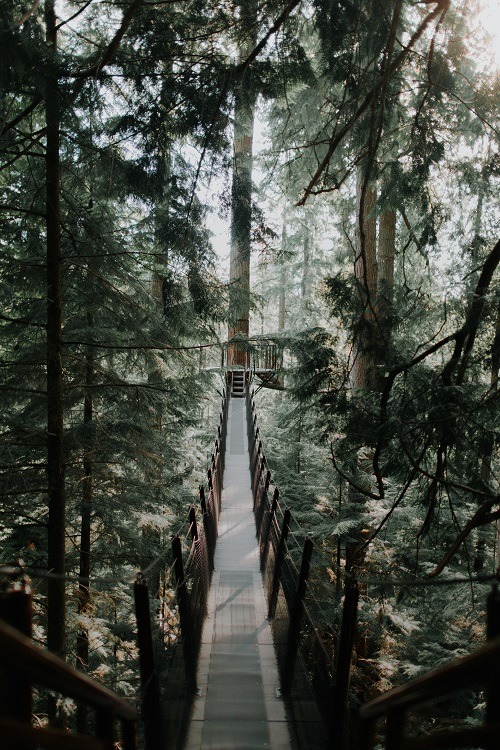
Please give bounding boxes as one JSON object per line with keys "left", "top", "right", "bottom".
{"left": 0, "top": 386, "right": 225, "bottom": 750}
{"left": 134, "top": 385, "right": 229, "bottom": 750}
{"left": 247, "top": 384, "right": 500, "bottom": 750}
{"left": 359, "top": 632, "right": 500, "bottom": 750}
{"left": 0, "top": 595, "right": 137, "bottom": 750}
{"left": 246, "top": 385, "right": 336, "bottom": 749}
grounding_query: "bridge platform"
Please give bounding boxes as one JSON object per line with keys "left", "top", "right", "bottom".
{"left": 185, "top": 396, "right": 292, "bottom": 750}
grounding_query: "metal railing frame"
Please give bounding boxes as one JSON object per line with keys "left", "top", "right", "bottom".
{"left": 246, "top": 385, "right": 333, "bottom": 749}
{"left": 246, "top": 384, "right": 500, "bottom": 750}
{"left": 144, "top": 385, "right": 229, "bottom": 750}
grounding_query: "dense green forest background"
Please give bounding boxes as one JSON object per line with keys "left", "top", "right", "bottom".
{"left": 0, "top": 0, "right": 498, "bottom": 738}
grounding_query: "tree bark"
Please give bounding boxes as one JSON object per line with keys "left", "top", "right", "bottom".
{"left": 375, "top": 208, "right": 396, "bottom": 388}
{"left": 351, "top": 166, "right": 377, "bottom": 390}
{"left": 228, "top": 1, "right": 257, "bottom": 367}
{"left": 45, "top": 0, "right": 66, "bottom": 660}
{"left": 301, "top": 208, "right": 311, "bottom": 302}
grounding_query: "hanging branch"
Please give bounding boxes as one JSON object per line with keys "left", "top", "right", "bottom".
{"left": 430, "top": 495, "right": 500, "bottom": 577}
{"left": 297, "top": 0, "right": 450, "bottom": 206}
{"left": 71, "top": 0, "right": 144, "bottom": 79}
{"left": 1, "top": 0, "right": 145, "bottom": 139}
{"left": 371, "top": 239, "right": 500, "bottom": 491}
{"left": 8, "top": 0, "right": 40, "bottom": 29}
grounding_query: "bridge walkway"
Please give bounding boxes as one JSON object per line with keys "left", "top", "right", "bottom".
{"left": 185, "top": 395, "right": 292, "bottom": 750}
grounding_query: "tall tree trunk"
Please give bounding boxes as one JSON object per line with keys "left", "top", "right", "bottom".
{"left": 376, "top": 208, "right": 396, "bottom": 389}
{"left": 151, "top": 113, "right": 171, "bottom": 304}
{"left": 345, "top": 167, "right": 378, "bottom": 579}
{"left": 45, "top": 0, "right": 66, "bottom": 660}
{"left": 351, "top": 166, "right": 378, "bottom": 391}
{"left": 278, "top": 259, "right": 286, "bottom": 333}
{"left": 228, "top": 1, "right": 257, "bottom": 367}
{"left": 301, "top": 208, "right": 311, "bottom": 302}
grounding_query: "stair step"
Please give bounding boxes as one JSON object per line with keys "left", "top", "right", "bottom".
{"left": 231, "top": 371, "right": 245, "bottom": 397}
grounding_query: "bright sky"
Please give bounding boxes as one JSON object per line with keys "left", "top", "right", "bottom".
{"left": 476, "top": 0, "right": 500, "bottom": 68}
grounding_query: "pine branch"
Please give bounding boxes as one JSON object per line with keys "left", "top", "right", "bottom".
{"left": 399, "top": 436, "right": 498, "bottom": 501}
{"left": 356, "top": 436, "right": 433, "bottom": 559}
{"left": 0, "top": 204, "right": 45, "bottom": 218}
{"left": 1, "top": 0, "right": 144, "bottom": 138}
{"left": 371, "top": 238, "right": 500, "bottom": 488}
{"left": 8, "top": 0, "right": 40, "bottom": 30}
{"left": 297, "top": 0, "right": 451, "bottom": 206}
{"left": 71, "top": 0, "right": 144, "bottom": 79}
{"left": 63, "top": 339, "right": 219, "bottom": 352}
{"left": 329, "top": 444, "right": 382, "bottom": 500}
{"left": 235, "top": 0, "right": 303, "bottom": 77}
{"left": 430, "top": 494, "right": 500, "bottom": 576}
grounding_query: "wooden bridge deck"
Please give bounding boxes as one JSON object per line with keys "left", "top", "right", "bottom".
{"left": 185, "top": 396, "right": 292, "bottom": 750}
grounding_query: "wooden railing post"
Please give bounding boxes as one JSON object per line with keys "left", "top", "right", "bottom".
{"left": 385, "top": 708, "right": 406, "bottom": 750}
{"left": 329, "top": 581, "right": 359, "bottom": 750}
{"left": 189, "top": 506, "right": 198, "bottom": 542}
{"left": 200, "top": 486, "right": 216, "bottom": 575}
{"left": 251, "top": 440, "right": 262, "bottom": 491}
{"left": 133, "top": 575, "right": 163, "bottom": 750}
{"left": 96, "top": 706, "right": 115, "bottom": 750}
{"left": 172, "top": 535, "right": 197, "bottom": 691}
{"left": 121, "top": 717, "right": 138, "bottom": 750}
{"left": 268, "top": 509, "right": 291, "bottom": 619}
{"left": 0, "top": 582, "right": 33, "bottom": 726}
{"left": 255, "top": 470, "right": 272, "bottom": 535}
{"left": 261, "top": 487, "right": 279, "bottom": 572}
{"left": 281, "top": 537, "right": 313, "bottom": 696}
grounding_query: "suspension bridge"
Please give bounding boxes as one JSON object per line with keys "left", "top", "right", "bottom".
{"left": 1, "top": 366, "right": 500, "bottom": 750}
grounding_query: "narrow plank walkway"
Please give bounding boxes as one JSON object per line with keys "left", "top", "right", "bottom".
{"left": 185, "top": 396, "right": 292, "bottom": 750}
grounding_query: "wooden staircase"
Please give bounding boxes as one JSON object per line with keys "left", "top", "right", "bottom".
{"left": 231, "top": 370, "right": 245, "bottom": 398}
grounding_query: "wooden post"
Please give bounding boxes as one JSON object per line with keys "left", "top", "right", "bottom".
{"left": 253, "top": 456, "right": 265, "bottom": 510}
{"left": 189, "top": 507, "right": 198, "bottom": 542}
{"left": 268, "top": 509, "right": 291, "bottom": 619}
{"left": 200, "top": 486, "right": 215, "bottom": 574}
{"left": 385, "top": 708, "right": 406, "bottom": 750}
{"left": 261, "top": 488, "right": 279, "bottom": 572}
{"left": 133, "top": 576, "right": 163, "bottom": 750}
{"left": 281, "top": 537, "right": 313, "bottom": 696}
{"left": 255, "top": 470, "right": 272, "bottom": 533}
{"left": 121, "top": 718, "right": 138, "bottom": 750}
{"left": 199, "top": 486, "right": 207, "bottom": 516}
{"left": 264, "top": 469, "right": 271, "bottom": 494}
{"left": 95, "top": 706, "right": 115, "bottom": 750}
{"left": 252, "top": 440, "right": 262, "bottom": 490}
{"left": 0, "top": 583, "right": 33, "bottom": 725}
{"left": 329, "top": 581, "right": 359, "bottom": 750}
{"left": 172, "top": 536, "right": 197, "bottom": 691}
